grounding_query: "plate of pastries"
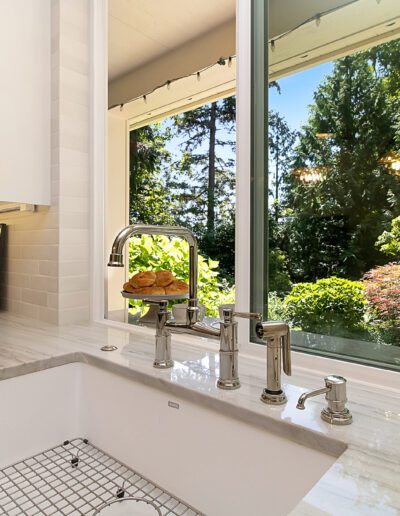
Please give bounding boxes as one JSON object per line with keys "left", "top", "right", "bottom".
{"left": 121, "top": 270, "right": 190, "bottom": 300}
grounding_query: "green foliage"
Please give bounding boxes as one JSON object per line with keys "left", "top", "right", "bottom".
{"left": 269, "top": 249, "right": 292, "bottom": 295}
{"left": 171, "top": 98, "right": 236, "bottom": 282}
{"left": 363, "top": 263, "right": 400, "bottom": 345}
{"left": 128, "top": 235, "right": 235, "bottom": 317}
{"left": 282, "top": 41, "right": 400, "bottom": 281}
{"left": 267, "top": 291, "right": 286, "bottom": 321}
{"left": 284, "top": 277, "right": 366, "bottom": 337}
{"left": 268, "top": 110, "right": 297, "bottom": 217}
{"left": 376, "top": 216, "right": 400, "bottom": 257}
{"left": 129, "top": 125, "right": 174, "bottom": 225}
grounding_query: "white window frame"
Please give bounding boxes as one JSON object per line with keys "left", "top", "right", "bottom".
{"left": 90, "top": 0, "right": 400, "bottom": 390}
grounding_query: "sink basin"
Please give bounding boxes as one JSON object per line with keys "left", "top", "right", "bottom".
{"left": 0, "top": 363, "right": 343, "bottom": 515}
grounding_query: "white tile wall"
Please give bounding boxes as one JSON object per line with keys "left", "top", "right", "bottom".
{"left": 0, "top": 0, "right": 91, "bottom": 325}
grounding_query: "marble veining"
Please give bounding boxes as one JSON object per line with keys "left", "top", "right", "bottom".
{"left": 0, "top": 313, "right": 399, "bottom": 515}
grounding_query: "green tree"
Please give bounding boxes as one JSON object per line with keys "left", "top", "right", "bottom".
{"left": 268, "top": 110, "right": 297, "bottom": 220}
{"left": 282, "top": 43, "right": 400, "bottom": 281}
{"left": 171, "top": 97, "right": 236, "bottom": 281}
{"left": 129, "top": 124, "right": 174, "bottom": 225}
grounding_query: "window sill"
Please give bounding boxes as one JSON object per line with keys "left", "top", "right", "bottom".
{"left": 96, "top": 317, "right": 400, "bottom": 391}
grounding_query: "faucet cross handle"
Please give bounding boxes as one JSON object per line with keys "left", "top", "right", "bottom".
{"left": 222, "top": 308, "right": 262, "bottom": 323}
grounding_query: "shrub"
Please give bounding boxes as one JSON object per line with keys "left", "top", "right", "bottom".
{"left": 128, "top": 235, "right": 235, "bottom": 317}
{"left": 269, "top": 249, "right": 292, "bottom": 295}
{"left": 363, "top": 263, "right": 400, "bottom": 345}
{"left": 376, "top": 216, "right": 400, "bottom": 257}
{"left": 284, "top": 276, "right": 366, "bottom": 337}
{"left": 267, "top": 291, "right": 286, "bottom": 321}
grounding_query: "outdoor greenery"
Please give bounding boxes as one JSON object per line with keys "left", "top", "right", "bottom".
{"left": 129, "top": 235, "right": 234, "bottom": 318}
{"left": 363, "top": 263, "right": 400, "bottom": 344}
{"left": 284, "top": 277, "right": 366, "bottom": 338}
{"left": 127, "top": 39, "right": 400, "bottom": 345}
{"left": 376, "top": 216, "right": 400, "bottom": 258}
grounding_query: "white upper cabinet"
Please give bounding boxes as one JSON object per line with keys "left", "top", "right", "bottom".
{"left": 0, "top": 0, "right": 50, "bottom": 205}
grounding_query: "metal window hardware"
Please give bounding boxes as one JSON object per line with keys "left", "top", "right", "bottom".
{"left": 296, "top": 374, "right": 353, "bottom": 425}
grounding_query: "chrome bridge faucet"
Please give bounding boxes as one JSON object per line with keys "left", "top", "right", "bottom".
{"left": 256, "top": 321, "right": 291, "bottom": 404}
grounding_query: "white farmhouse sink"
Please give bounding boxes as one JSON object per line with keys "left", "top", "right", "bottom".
{"left": 0, "top": 363, "right": 342, "bottom": 515}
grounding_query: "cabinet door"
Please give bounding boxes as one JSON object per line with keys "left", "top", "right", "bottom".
{"left": 0, "top": 0, "right": 50, "bottom": 205}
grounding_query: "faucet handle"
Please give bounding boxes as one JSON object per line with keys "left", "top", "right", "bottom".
{"left": 222, "top": 308, "right": 262, "bottom": 323}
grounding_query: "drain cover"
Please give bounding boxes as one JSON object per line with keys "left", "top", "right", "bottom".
{"left": 96, "top": 497, "right": 161, "bottom": 516}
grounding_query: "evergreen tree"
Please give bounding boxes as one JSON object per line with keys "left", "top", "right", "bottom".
{"left": 282, "top": 43, "right": 400, "bottom": 281}
{"left": 268, "top": 110, "right": 297, "bottom": 220}
{"left": 129, "top": 124, "right": 174, "bottom": 225}
{"left": 170, "top": 97, "right": 236, "bottom": 281}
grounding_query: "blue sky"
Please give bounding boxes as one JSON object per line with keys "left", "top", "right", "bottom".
{"left": 158, "top": 60, "right": 335, "bottom": 171}
{"left": 269, "top": 61, "right": 333, "bottom": 131}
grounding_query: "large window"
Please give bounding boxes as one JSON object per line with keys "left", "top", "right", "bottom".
{"left": 268, "top": 40, "right": 400, "bottom": 365}
{"left": 259, "top": 11, "right": 400, "bottom": 369}
{"left": 105, "top": 0, "right": 400, "bottom": 372}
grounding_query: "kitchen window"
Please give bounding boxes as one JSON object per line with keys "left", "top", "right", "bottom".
{"left": 101, "top": 0, "right": 400, "bottom": 374}
{"left": 249, "top": 0, "right": 400, "bottom": 370}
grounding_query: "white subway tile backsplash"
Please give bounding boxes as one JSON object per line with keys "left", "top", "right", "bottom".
{"left": 38, "top": 306, "right": 59, "bottom": 324}
{"left": 59, "top": 275, "right": 88, "bottom": 293}
{"left": 59, "top": 260, "right": 88, "bottom": 277}
{"left": 8, "top": 259, "right": 40, "bottom": 275}
{"left": 39, "top": 260, "right": 59, "bottom": 277}
{"left": 21, "top": 289, "right": 48, "bottom": 307}
{"left": 30, "top": 275, "right": 58, "bottom": 293}
{"left": 21, "top": 245, "right": 58, "bottom": 261}
{"left": 7, "top": 286, "right": 21, "bottom": 301}
{"left": 58, "top": 305, "right": 90, "bottom": 325}
{"left": 59, "top": 290, "right": 89, "bottom": 309}
{"left": 17, "top": 301, "right": 39, "bottom": 319}
{"left": 7, "top": 273, "right": 31, "bottom": 289}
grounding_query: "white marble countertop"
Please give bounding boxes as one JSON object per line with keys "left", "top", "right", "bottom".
{"left": 0, "top": 313, "right": 399, "bottom": 515}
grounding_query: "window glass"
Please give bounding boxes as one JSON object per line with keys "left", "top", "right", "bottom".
{"left": 267, "top": 39, "right": 400, "bottom": 370}
{"left": 127, "top": 99, "right": 236, "bottom": 321}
